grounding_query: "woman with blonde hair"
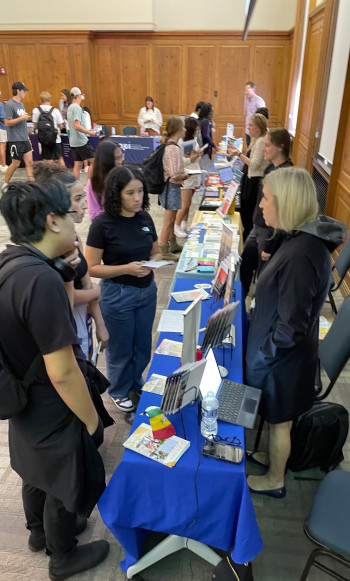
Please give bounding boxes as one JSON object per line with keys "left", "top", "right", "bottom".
{"left": 245, "top": 166, "right": 347, "bottom": 498}
{"left": 158, "top": 116, "right": 187, "bottom": 261}
{"left": 229, "top": 113, "right": 268, "bottom": 240}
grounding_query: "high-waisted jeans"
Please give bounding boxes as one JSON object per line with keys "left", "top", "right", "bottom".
{"left": 100, "top": 279, "right": 157, "bottom": 399}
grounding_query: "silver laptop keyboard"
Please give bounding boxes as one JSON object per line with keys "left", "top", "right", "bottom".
{"left": 217, "top": 380, "right": 246, "bottom": 422}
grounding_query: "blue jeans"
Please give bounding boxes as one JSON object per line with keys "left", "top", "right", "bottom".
{"left": 100, "top": 279, "right": 157, "bottom": 399}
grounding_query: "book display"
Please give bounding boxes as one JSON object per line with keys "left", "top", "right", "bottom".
{"left": 123, "top": 423, "right": 190, "bottom": 467}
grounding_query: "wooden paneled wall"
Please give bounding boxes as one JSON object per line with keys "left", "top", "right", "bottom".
{"left": 0, "top": 30, "right": 292, "bottom": 140}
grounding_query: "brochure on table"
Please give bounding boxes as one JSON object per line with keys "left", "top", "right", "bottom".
{"left": 123, "top": 423, "right": 190, "bottom": 467}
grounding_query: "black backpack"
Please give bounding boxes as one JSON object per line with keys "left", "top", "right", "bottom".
{"left": 288, "top": 401, "right": 349, "bottom": 472}
{"left": 37, "top": 106, "right": 58, "bottom": 145}
{"left": 142, "top": 142, "right": 179, "bottom": 195}
{"left": 0, "top": 257, "right": 43, "bottom": 419}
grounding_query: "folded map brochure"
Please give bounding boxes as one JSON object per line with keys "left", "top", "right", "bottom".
{"left": 123, "top": 423, "right": 190, "bottom": 467}
{"left": 170, "top": 288, "right": 210, "bottom": 303}
{"left": 142, "top": 374, "right": 167, "bottom": 395}
{"left": 155, "top": 339, "right": 183, "bottom": 357}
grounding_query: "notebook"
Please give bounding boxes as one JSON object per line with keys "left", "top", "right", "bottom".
{"left": 199, "top": 348, "right": 261, "bottom": 429}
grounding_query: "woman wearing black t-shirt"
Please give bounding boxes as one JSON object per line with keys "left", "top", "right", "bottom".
{"left": 86, "top": 165, "right": 161, "bottom": 412}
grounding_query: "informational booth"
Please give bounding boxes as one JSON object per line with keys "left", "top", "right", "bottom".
{"left": 110, "top": 135, "right": 160, "bottom": 165}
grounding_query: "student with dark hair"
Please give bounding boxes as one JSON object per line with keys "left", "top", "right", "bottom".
{"left": 190, "top": 100, "right": 206, "bottom": 119}
{"left": 59, "top": 89, "right": 71, "bottom": 124}
{"left": 255, "top": 106, "right": 269, "bottom": 120}
{"left": 137, "top": 96, "right": 163, "bottom": 135}
{"left": 3, "top": 81, "right": 33, "bottom": 188}
{"left": 198, "top": 102, "right": 216, "bottom": 175}
{"left": 86, "top": 138, "right": 124, "bottom": 220}
{"left": 33, "top": 162, "right": 109, "bottom": 358}
{"left": 86, "top": 165, "right": 161, "bottom": 412}
{"left": 240, "top": 128, "right": 293, "bottom": 298}
{"left": 0, "top": 181, "right": 109, "bottom": 580}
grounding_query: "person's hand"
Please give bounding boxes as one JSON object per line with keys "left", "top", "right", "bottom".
{"left": 96, "top": 324, "right": 109, "bottom": 350}
{"left": 23, "top": 113, "right": 31, "bottom": 122}
{"left": 127, "top": 261, "right": 150, "bottom": 277}
{"left": 227, "top": 146, "right": 240, "bottom": 157}
{"left": 261, "top": 251, "right": 271, "bottom": 262}
{"left": 91, "top": 281, "right": 101, "bottom": 301}
{"left": 61, "top": 239, "right": 81, "bottom": 269}
{"left": 88, "top": 129, "right": 96, "bottom": 137}
{"left": 86, "top": 412, "right": 99, "bottom": 436}
{"left": 190, "top": 151, "right": 201, "bottom": 163}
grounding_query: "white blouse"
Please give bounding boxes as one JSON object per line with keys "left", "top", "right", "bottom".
{"left": 137, "top": 106, "right": 163, "bottom": 134}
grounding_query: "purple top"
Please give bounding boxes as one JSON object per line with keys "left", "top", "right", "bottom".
{"left": 86, "top": 179, "right": 103, "bottom": 221}
{"left": 244, "top": 93, "right": 265, "bottom": 133}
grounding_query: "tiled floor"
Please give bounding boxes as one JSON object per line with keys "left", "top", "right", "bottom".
{"left": 0, "top": 168, "right": 349, "bottom": 581}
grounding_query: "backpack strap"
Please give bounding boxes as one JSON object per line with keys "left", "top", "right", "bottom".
{"left": 0, "top": 255, "right": 44, "bottom": 289}
{"left": 38, "top": 106, "right": 43, "bottom": 114}
{"left": 49, "top": 107, "right": 54, "bottom": 114}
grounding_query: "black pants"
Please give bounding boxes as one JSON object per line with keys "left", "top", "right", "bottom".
{"left": 22, "top": 482, "right": 77, "bottom": 555}
{"left": 240, "top": 225, "right": 269, "bottom": 297}
{"left": 245, "top": 133, "right": 251, "bottom": 148}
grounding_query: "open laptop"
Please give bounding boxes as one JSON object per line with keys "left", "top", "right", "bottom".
{"left": 199, "top": 348, "right": 261, "bottom": 429}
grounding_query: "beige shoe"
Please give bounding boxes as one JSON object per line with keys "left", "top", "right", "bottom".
{"left": 160, "top": 242, "right": 179, "bottom": 262}
{"left": 169, "top": 236, "right": 183, "bottom": 254}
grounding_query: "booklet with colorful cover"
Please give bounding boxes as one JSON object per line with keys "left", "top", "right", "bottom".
{"left": 123, "top": 423, "right": 190, "bottom": 467}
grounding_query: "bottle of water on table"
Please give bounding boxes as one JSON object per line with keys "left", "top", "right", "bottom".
{"left": 201, "top": 390, "right": 218, "bottom": 438}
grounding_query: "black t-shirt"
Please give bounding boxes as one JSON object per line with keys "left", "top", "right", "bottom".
{"left": 74, "top": 248, "right": 88, "bottom": 290}
{"left": 86, "top": 211, "right": 157, "bottom": 288}
{"left": 0, "top": 245, "right": 78, "bottom": 379}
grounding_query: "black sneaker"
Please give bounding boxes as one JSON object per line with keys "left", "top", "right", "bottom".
{"left": 49, "top": 540, "right": 109, "bottom": 581}
{"left": 110, "top": 396, "right": 135, "bottom": 412}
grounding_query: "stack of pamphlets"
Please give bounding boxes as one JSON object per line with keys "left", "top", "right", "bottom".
{"left": 161, "top": 359, "right": 207, "bottom": 414}
{"left": 142, "top": 373, "right": 167, "bottom": 395}
{"left": 123, "top": 423, "right": 190, "bottom": 467}
{"left": 201, "top": 301, "right": 240, "bottom": 352}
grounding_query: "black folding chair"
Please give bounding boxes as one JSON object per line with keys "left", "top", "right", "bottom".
{"left": 123, "top": 126, "right": 137, "bottom": 135}
{"left": 328, "top": 236, "right": 350, "bottom": 314}
{"left": 300, "top": 470, "right": 350, "bottom": 581}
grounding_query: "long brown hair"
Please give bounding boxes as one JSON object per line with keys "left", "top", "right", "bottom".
{"left": 161, "top": 116, "right": 184, "bottom": 144}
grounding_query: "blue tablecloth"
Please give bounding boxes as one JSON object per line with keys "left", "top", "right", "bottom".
{"left": 110, "top": 135, "right": 160, "bottom": 165}
{"left": 98, "top": 279, "right": 262, "bottom": 572}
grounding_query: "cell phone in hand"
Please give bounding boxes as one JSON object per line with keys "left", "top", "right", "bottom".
{"left": 200, "top": 143, "right": 209, "bottom": 151}
{"left": 202, "top": 440, "right": 244, "bottom": 463}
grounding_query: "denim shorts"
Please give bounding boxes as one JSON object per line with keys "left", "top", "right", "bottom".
{"left": 158, "top": 184, "right": 182, "bottom": 210}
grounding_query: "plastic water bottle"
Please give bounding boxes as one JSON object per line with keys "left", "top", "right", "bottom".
{"left": 111, "top": 127, "right": 116, "bottom": 135}
{"left": 201, "top": 391, "right": 218, "bottom": 438}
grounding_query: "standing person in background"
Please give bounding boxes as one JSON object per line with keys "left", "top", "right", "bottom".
{"left": 229, "top": 113, "right": 268, "bottom": 241}
{"left": 59, "top": 89, "right": 71, "bottom": 130}
{"left": 86, "top": 166, "right": 161, "bottom": 413}
{"left": 158, "top": 116, "right": 187, "bottom": 261}
{"left": 190, "top": 101, "right": 206, "bottom": 120}
{"left": 240, "top": 128, "right": 293, "bottom": 298}
{"left": 174, "top": 116, "right": 202, "bottom": 238}
{"left": 198, "top": 103, "right": 216, "bottom": 177}
{"left": 3, "top": 82, "right": 33, "bottom": 188}
{"left": 67, "top": 87, "right": 96, "bottom": 179}
{"left": 81, "top": 106, "right": 93, "bottom": 174}
{"left": 244, "top": 82, "right": 265, "bottom": 147}
{"left": 86, "top": 139, "right": 124, "bottom": 220}
{"left": 32, "top": 91, "right": 65, "bottom": 168}
{"left": 0, "top": 91, "right": 8, "bottom": 172}
{"left": 137, "top": 96, "right": 163, "bottom": 135}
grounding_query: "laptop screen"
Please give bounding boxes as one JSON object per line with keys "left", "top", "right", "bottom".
{"left": 199, "top": 348, "right": 222, "bottom": 399}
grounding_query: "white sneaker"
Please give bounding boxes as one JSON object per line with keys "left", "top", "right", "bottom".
{"left": 110, "top": 396, "right": 135, "bottom": 412}
{"left": 0, "top": 165, "right": 8, "bottom": 173}
{"left": 174, "top": 225, "right": 188, "bottom": 239}
{"left": 1, "top": 182, "right": 8, "bottom": 191}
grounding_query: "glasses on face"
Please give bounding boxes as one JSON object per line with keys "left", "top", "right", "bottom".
{"left": 206, "top": 434, "right": 242, "bottom": 447}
